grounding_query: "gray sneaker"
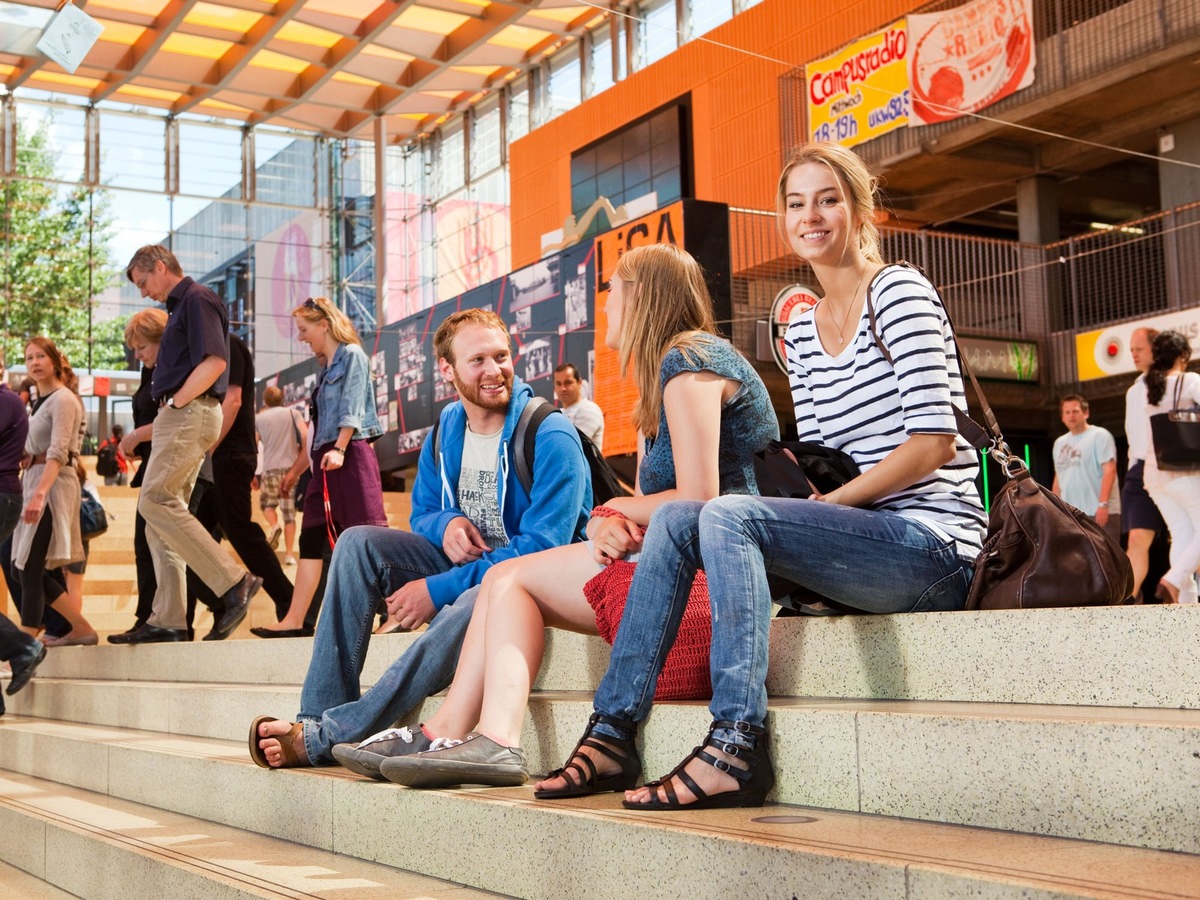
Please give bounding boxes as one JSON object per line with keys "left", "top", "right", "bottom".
{"left": 379, "top": 733, "right": 528, "bottom": 789}
{"left": 331, "top": 725, "right": 432, "bottom": 779}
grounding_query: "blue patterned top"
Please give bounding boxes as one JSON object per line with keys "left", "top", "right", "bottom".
{"left": 638, "top": 336, "right": 779, "bottom": 496}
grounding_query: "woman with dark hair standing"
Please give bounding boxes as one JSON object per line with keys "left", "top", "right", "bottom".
{"left": 251, "top": 296, "right": 386, "bottom": 637}
{"left": 1142, "top": 329, "right": 1200, "bottom": 604}
{"left": 13, "top": 337, "right": 97, "bottom": 645}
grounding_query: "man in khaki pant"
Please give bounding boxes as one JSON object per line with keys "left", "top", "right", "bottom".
{"left": 112, "top": 245, "right": 262, "bottom": 643}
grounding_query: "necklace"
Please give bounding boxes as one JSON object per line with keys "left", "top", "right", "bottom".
{"left": 828, "top": 267, "right": 870, "bottom": 345}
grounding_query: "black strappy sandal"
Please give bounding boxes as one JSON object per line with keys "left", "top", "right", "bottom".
{"left": 534, "top": 712, "right": 642, "bottom": 799}
{"left": 622, "top": 720, "right": 774, "bottom": 810}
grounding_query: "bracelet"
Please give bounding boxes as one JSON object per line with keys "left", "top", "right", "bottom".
{"left": 329, "top": 446, "right": 346, "bottom": 456}
{"left": 591, "top": 505, "right": 627, "bottom": 520}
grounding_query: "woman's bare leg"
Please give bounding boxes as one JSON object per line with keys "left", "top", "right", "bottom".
{"left": 257, "top": 557, "right": 322, "bottom": 631}
{"left": 423, "top": 543, "right": 604, "bottom": 747}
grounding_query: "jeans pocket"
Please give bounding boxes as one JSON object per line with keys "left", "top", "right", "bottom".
{"left": 909, "top": 563, "right": 970, "bottom": 612}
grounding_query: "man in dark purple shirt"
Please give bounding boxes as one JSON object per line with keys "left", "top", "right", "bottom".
{"left": 0, "top": 359, "right": 46, "bottom": 705}
{"left": 114, "top": 245, "right": 262, "bottom": 644}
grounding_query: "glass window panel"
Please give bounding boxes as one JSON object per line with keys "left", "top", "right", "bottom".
{"left": 178, "top": 121, "right": 243, "bottom": 199}
{"left": 573, "top": 148, "right": 597, "bottom": 185}
{"left": 688, "top": 0, "right": 733, "bottom": 41}
{"left": 635, "top": 0, "right": 677, "bottom": 71}
{"left": 547, "top": 44, "right": 581, "bottom": 121}
{"left": 507, "top": 75, "right": 530, "bottom": 144}
{"left": 256, "top": 131, "right": 316, "bottom": 207}
{"left": 437, "top": 120, "right": 465, "bottom": 199}
{"left": 100, "top": 112, "right": 165, "bottom": 193}
{"left": 587, "top": 26, "right": 614, "bottom": 97}
{"left": 623, "top": 120, "right": 651, "bottom": 157}
{"left": 471, "top": 96, "right": 502, "bottom": 180}
{"left": 597, "top": 165, "right": 623, "bottom": 198}
{"left": 19, "top": 103, "right": 86, "bottom": 183}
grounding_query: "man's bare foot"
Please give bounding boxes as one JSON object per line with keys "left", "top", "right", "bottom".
{"left": 255, "top": 718, "right": 310, "bottom": 768}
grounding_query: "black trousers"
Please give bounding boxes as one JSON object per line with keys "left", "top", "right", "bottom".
{"left": 190, "top": 452, "right": 292, "bottom": 621}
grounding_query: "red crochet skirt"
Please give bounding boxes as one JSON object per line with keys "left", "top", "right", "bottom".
{"left": 583, "top": 560, "right": 712, "bottom": 701}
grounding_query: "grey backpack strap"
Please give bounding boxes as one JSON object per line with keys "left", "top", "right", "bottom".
{"left": 512, "top": 396, "right": 548, "bottom": 495}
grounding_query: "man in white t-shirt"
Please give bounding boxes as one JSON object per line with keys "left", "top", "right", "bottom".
{"left": 256, "top": 386, "right": 307, "bottom": 565}
{"left": 553, "top": 363, "right": 604, "bottom": 450}
{"left": 1052, "top": 393, "right": 1117, "bottom": 526}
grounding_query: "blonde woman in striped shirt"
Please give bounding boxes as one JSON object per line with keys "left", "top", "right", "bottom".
{"left": 537, "top": 142, "right": 986, "bottom": 810}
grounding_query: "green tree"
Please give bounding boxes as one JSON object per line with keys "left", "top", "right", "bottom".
{"left": 1, "top": 116, "right": 123, "bottom": 372}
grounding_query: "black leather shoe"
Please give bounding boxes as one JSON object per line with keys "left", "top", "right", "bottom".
{"left": 212, "top": 573, "right": 263, "bottom": 639}
{"left": 6, "top": 639, "right": 47, "bottom": 695}
{"left": 249, "top": 626, "right": 315, "bottom": 639}
{"left": 107, "top": 623, "right": 188, "bottom": 644}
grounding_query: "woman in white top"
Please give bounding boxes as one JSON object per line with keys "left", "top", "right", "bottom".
{"left": 1141, "top": 329, "right": 1200, "bottom": 604}
{"left": 13, "top": 337, "right": 97, "bottom": 643}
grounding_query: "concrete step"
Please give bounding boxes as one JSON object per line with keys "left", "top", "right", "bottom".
{"left": 0, "top": 716, "right": 1195, "bottom": 899}
{"left": 27, "top": 605, "right": 1200, "bottom": 708}
{"left": 0, "top": 768, "right": 498, "bottom": 899}
{"left": 5, "top": 680, "right": 1198, "bottom": 854}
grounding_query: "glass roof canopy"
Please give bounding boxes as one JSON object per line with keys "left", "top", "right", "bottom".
{"left": 0, "top": 0, "right": 605, "bottom": 141}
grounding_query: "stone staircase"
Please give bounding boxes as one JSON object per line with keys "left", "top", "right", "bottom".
{"left": 0, "top": 475, "right": 1198, "bottom": 898}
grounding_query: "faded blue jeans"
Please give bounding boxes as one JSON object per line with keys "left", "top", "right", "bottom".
{"left": 591, "top": 496, "right": 973, "bottom": 748}
{"left": 296, "top": 525, "right": 477, "bottom": 765}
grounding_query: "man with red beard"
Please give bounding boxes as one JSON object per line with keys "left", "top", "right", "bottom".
{"left": 251, "top": 308, "right": 593, "bottom": 769}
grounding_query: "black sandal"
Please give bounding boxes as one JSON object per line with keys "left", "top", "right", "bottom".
{"left": 534, "top": 712, "right": 642, "bottom": 799}
{"left": 622, "top": 720, "right": 774, "bottom": 811}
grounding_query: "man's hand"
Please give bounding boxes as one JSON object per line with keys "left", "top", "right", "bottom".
{"left": 118, "top": 432, "right": 139, "bottom": 457}
{"left": 442, "top": 516, "right": 490, "bottom": 564}
{"left": 1095, "top": 505, "right": 1110, "bottom": 527}
{"left": 384, "top": 578, "right": 436, "bottom": 631}
{"left": 590, "top": 516, "right": 643, "bottom": 566}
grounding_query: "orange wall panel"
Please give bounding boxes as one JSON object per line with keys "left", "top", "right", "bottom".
{"left": 509, "top": 0, "right": 919, "bottom": 267}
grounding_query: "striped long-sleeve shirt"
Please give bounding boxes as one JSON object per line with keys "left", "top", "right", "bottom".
{"left": 784, "top": 264, "right": 986, "bottom": 560}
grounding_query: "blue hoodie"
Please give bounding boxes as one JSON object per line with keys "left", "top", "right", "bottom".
{"left": 410, "top": 378, "right": 592, "bottom": 609}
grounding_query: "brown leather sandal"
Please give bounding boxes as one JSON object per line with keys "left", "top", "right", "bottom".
{"left": 249, "top": 715, "right": 311, "bottom": 768}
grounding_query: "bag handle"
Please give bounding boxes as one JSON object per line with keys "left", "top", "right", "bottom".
{"left": 865, "top": 261, "right": 1026, "bottom": 478}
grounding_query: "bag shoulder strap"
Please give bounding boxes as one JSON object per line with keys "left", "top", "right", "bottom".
{"left": 865, "top": 261, "right": 998, "bottom": 453}
{"left": 513, "top": 396, "right": 556, "bottom": 496}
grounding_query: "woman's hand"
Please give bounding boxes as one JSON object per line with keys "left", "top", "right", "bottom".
{"left": 590, "top": 515, "right": 643, "bottom": 566}
{"left": 320, "top": 448, "right": 345, "bottom": 471}
{"left": 119, "top": 432, "right": 139, "bottom": 456}
{"left": 23, "top": 490, "right": 46, "bottom": 524}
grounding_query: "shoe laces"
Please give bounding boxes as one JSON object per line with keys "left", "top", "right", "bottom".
{"left": 359, "top": 725, "right": 419, "bottom": 748}
{"left": 428, "top": 736, "right": 463, "bottom": 752}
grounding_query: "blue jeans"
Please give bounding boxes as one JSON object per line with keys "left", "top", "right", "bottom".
{"left": 592, "top": 497, "right": 972, "bottom": 748}
{"left": 296, "top": 525, "right": 476, "bottom": 765}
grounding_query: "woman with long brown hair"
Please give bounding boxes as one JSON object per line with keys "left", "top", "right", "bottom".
{"left": 13, "top": 337, "right": 97, "bottom": 645}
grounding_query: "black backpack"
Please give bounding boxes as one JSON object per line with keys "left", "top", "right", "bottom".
{"left": 95, "top": 440, "right": 119, "bottom": 477}
{"left": 433, "top": 396, "right": 629, "bottom": 508}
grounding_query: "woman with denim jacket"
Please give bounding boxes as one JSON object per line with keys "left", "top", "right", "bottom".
{"left": 252, "top": 297, "right": 387, "bottom": 637}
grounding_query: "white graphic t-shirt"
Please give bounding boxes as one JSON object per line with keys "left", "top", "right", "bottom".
{"left": 457, "top": 427, "right": 510, "bottom": 550}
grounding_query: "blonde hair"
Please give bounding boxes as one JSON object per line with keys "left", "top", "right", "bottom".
{"left": 776, "top": 142, "right": 884, "bottom": 265}
{"left": 124, "top": 308, "right": 168, "bottom": 347}
{"left": 613, "top": 244, "right": 717, "bottom": 437}
{"left": 292, "top": 297, "right": 360, "bottom": 346}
